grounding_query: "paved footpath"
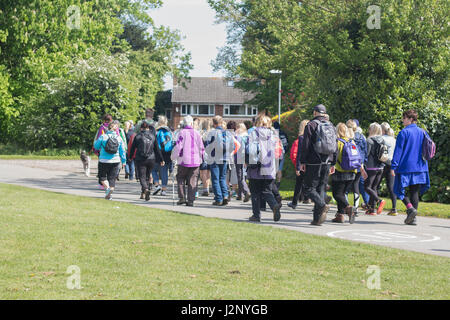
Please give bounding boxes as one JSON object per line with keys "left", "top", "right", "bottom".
{"left": 1, "top": 159, "right": 449, "bottom": 258}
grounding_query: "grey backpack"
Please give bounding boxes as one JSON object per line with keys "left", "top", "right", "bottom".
{"left": 313, "top": 120, "right": 337, "bottom": 156}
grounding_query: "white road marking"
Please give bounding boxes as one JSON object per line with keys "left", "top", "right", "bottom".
{"left": 326, "top": 229, "right": 441, "bottom": 243}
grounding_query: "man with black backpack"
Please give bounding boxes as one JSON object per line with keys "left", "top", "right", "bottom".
{"left": 128, "top": 121, "right": 164, "bottom": 201}
{"left": 299, "top": 104, "right": 338, "bottom": 225}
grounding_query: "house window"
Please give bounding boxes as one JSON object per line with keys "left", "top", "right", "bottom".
{"left": 165, "top": 109, "right": 172, "bottom": 120}
{"left": 223, "top": 104, "right": 257, "bottom": 117}
{"left": 227, "top": 80, "right": 234, "bottom": 87}
{"left": 181, "top": 104, "right": 215, "bottom": 116}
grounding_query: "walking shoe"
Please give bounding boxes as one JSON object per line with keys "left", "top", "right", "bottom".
{"left": 331, "top": 213, "right": 345, "bottom": 223}
{"left": 145, "top": 189, "right": 151, "bottom": 201}
{"left": 186, "top": 202, "right": 194, "bottom": 207}
{"left": 125, "top": 173, "right": 129, "bottom": 179}
{"left": 140, "top": 192, "right": 145, "bottom": 199}
{"left": 249, "top": 215, "right": 260, "bottom": 222}
{"left": 387, "top": 209, "right": 398, "bottom": 216}
{"left": 287, "top": 202, "right": 297, "bottom": 210}
{"left": 201, "top": 191, "right": 209, "bottom": 197}
{"left": 153, "top": 185, "right": 161, "bottom": 195}
{"left": 236, "top": 196, "right": 242, "bottom": 201}
{"left": 222, "top": 199, "right": 229, "bottom": 206}
{"left": 160, "top": 190, "right": 167, "bottom": 196}
{"left": 212, "top": 201, "right": 223, "bottom": 206}
{"left": 177, "top": 199, "right": 187, "bottom": 205}
{"left": 317, "top": 204, "right": 330, "bottom": 225}
{"left": 405, "top": 207, "right": 418, "bottom": 225}
{"left": 243, "top": 193, "right": 251, "bottom": 203}
{"left": 345, "top": 206, "right": 356, "bottom": 224}
{"left": 303, "top": 199, "right": 312, "bottom": 204}
{"left": 105, "top": 188, "right": 113, "bottom": 200}
{"left": 376, "top": 200, "right": 386, "bottom": 215}
{"left": 273, "top": 203, "right": 282, "bottom": 222}
{"left": 365, "top": 209, "right": 377, "bottom": 216}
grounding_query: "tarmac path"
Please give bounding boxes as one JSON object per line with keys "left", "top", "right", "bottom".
{"left": 0, "top": 159, "right": 449, "bottom": 258}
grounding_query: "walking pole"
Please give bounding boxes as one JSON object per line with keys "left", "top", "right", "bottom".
{"left": 172, "top": 160, "right": 176, "bottom": 206}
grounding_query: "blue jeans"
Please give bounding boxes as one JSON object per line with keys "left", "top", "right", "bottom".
{"left": 125, "top": 160, "right": 135, "bottom": 180}
{"left": 359, "top": 176, "right": 370, "bottom": 205}
{"left": 210, "top": 162, "right": 229, "bottom": 202}
{"left": 151, "top": 162, "right": 170, "bottom": 188}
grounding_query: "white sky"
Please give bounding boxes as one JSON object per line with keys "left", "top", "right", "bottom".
{"left": 151, "top": 0, "right": 228, "bottom": 90}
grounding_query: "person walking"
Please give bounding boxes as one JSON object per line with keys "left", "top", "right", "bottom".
{"left": 331, "top": 123, "right": 367, "bottom": 223}
{"left": 379, "top": 122, "right": 397, "bottom": 215}
{"left": 391, "top": 110, "right": 431, "bottom": 225}
{"left": 199, "top": 119, "right": 212, "bottom": 196}
{"left": 247, "top": 115, "right": 282, "bottom": 222}
{"left": 171, "top": 116, "right": 204, "bottom": 206}
{"left": 235, "top": 122, "right": 251, "bottom": 202}
{"left": 93, "top": 121, "right": 127, "bottom": 200}
{"left": 128, "top": 121, "right": 164, "bottom": 201}
{"left": 299, "top": 104, "right": 337, "bottom": 225}
{"left": 124, "top": 120, "right": 135, "bottom": 180}
{"left": 92, "top": 114, "right": 113, "bottom": 189}
{"left": 205, "top": 115, "right": 235, "bottom": 206}
{"left": 288, "top": 120, "right": 309, "bottom": 210}
{"left": 273, "top": 121, "right": 289, "bottom": 189}
{"left": 364, "top": 123, "right": 387, "bottom": 215}
{"left": 152, "top": 115, "right": 174, "bottom": 196}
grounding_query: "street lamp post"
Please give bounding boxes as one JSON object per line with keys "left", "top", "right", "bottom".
{"left": 270, "top": 70, "right": 282, "bottom": 124}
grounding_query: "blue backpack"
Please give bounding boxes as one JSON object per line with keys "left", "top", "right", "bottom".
{"left": 338, "top": 138, "right": 362, "bottom": 170}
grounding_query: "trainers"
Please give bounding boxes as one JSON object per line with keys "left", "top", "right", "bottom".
{"left": 105, "top": 188, "right": 113, "bottom": 200}
{"left": 140, "top": 192, "right": 145, "bottom": 199}
{"left": 365, "top": 209, "right": 377, "bottom": 216}
{"left": 405, "top": 207, "right": 418, "bottom": 225}
{"left": 332, "top": 213, "right": 345, "bottom": 223}
{"left": 177, "top": 199, "right": 187, "bottom": 205}
{"left": 345, "top": 206, "right": 356, "bottom": 224}
{"left": 160, "top": 190, "right": 167, "bottom": 196}
{"left": 153, "top": 185, "right": 161, "bottom": 195}
{"left": 212, "top": 201, "right": 223, "bottom": 206}
{"left": 243, "top": 194, "right": 251, "bottom": 203}
{"left": 222, "top": 199, "right": 229, "bottom": 206}
{"left": 376, "top": 200, "right": 386, "bottom": 215}
{"left": 201, "top": 191, "right": 209, "bottom": 197}
{"left": 387, "top": 209, "right": 398, "bottom": 216}
{"left": 144, "top": 189, "right": 151, "bottom": 201}
{"left": 287, "top": 202, "right": 297, "bottom": 210}
{"left": 186, "top": 202, "right": 194, "bottom": 207}
{"left": 249, "top": 215, "right": 260, "bottom": 222}
{"left": 125, "top": 173, "right": 129, "bottom": 179}
{"left": 236, "top": 196, "right": 242, "bottom": 201}
{"left": 273, "top": 203, "right": 282, "bottom": 222}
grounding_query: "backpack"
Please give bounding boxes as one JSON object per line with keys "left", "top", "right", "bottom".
{"left": 313, "top": 120, "right": 337, "bottom": 156}
{"left": 376, "top": 139, "right": 389, "bottom": 163}
{"left": 279, "top": 130, "right": 289, "bottom": 152}
{"left": 103, "top": 134, "right": 119, "bottom": 154}
{"left": 338, "top": 138, "right": 362, "bottom": 170}
{"left": 290, "top": 138, "right": 299, "bottom": 166}
{"left": 139, "top": 132, "right": 154, "bottom": 158}
{"left": 158, "top": 129, "right": 174, "bottom": 159}
{"left": 245, "top": 131, "right": 261, "bottom": 169}
{"left": 422, "top": 130, "right": 436, "bottom": 161}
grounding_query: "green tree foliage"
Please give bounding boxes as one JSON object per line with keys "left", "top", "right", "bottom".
{"left": 209, "top": 0, "right": 449, "bottom": 202}
{"left": 0, "top": 0, "right": 191, "bottom": 149}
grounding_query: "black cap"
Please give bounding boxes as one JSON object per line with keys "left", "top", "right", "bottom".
{"left": 313, "top": 104, "right": 327, "bottom": 114}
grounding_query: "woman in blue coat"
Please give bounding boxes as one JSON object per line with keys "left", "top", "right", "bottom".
{"left": 390, "top": 110, "right": 430, "bottom": 225}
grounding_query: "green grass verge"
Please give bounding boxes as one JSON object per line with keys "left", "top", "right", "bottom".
{"left": 279, "top": 177, "right": 450, "bottom": 219}
{"left": 0, "top": 183, "right": 449, "bottom": 300}
{"left": 0, "top": 144, "right": 97, "bottom": 160}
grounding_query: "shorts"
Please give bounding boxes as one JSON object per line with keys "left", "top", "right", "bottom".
{"left": 98, "top": 162, "right": 120, "bottom": 188}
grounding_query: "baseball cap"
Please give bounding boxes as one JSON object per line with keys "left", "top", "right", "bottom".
{"left": 313, "top": 104, "right": 327, "bottom": 114}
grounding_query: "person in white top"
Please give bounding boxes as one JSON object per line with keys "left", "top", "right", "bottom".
{"left": 378, "top": 122, "right": 397, "bottom": 215}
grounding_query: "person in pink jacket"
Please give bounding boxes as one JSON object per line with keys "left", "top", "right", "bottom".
{"left": 171, "top": 115, "right": 205, "bottom": 206}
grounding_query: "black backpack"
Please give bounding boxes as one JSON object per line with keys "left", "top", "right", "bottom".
{"left": 103, "top": 134, "right": 119, "bottom": 154}
{"left": 139, "top": 132, "right": 154, "bottom": 158}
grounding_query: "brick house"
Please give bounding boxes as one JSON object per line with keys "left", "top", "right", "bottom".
{"left": 166, "top": 77, "right": 258, "bottom": 129}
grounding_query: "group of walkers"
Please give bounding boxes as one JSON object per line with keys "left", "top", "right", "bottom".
{"left": 91, "top": 105, "right": 433, "bottom": 226}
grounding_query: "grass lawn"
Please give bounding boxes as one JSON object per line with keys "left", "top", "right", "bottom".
{"left": 279, "top": 177, "right": 450, "bottom": 219}
{"left": 0, "top": 183, "right": 449, "bottom": 300}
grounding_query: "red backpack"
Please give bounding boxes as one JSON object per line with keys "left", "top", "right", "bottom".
{"left": 290, "top": 138, "right": 299, "bottom": 166}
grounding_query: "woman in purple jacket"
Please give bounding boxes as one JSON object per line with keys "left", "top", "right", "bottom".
{"left": 391, "top": 110, "right": 430, "bottom": 225}
{"left": 171, "top": 115, "right": 205, "bottom": 207}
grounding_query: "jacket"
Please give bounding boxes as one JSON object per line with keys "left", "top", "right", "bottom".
{"left": 246, "top": 127, "right": 280, "bottom": 180}
{"left": 171, "top": 125, "right": 204, "bottom": 167}
{"left": 93, "top": 130, "right": 126, "bottom": 164}
{"left": 299, "top": 116, "right": 337, "bottom": 165}
{"left": 204, "top": 126, "right": 235, "bottom": 164}
{"left": 156, "top": 126, "right": 174, "bottom": 163}
{"left": 391, "top": 124, "right": 429, "bottom": 174}
{"left": 129, "top": 128, "right": 163, "bottom": 163}
{"left": 365, "top": 135, "right": 386, "bottom": 169}
{"left": 294, "top": 135, "right": 304, "bottom": 171}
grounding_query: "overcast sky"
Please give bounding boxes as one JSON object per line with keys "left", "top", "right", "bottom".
{"left": 151, "top": 0, "right": 228, "bottom": 89}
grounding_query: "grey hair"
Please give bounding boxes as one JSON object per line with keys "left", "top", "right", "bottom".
{"left": 183, "top": 115, "right": 193, "bottom": 127}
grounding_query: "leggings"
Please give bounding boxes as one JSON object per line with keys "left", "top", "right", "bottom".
{"left": 402, "top": 184, "right": 420, "bottom": 210}
{"left": 352, "top": 172, "right": 361, "bottom": 207}
{"left": 291, "top": 171, "right": 306, "bottom": 206}
{"left": 380, "top": 165, "right": 397, "bottom": 209}
{"left": 364, "top": 169, "right": 383, "bottom": 207}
